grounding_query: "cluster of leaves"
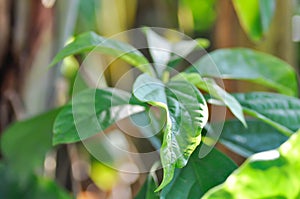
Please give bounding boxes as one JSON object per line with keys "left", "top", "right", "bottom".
{"left": 1, "top": 26, "right": 299, "bottom": 198}
{"left": 49, "top": 27, "right": 298, "bottom": 198}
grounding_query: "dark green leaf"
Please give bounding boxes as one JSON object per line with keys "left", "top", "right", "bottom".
{"left": 186, "top": 48, "right": 298, "bottom": 96}
{"left": 219, "top": 119, "right": 288, "bottom": 157}
{"left": 234, "top": 92, "right": 300, "bottom": 132}
{"left": 49, "top": 31, "right": 155, "bottom": 76}
{"left": 53, "top": 88, "right": 143, "bottom": 145}
{"left": 133, "top": 74, "right": 208, "bottom": 190}
{"left": 135, "top": 173, "right": 159, "bottom": 199}
{"left": 160, "top": 147, "right": 237, "bottom": 199}
{"left": 232, "top": 0, "right": 276, "bottom": 41}
{"left": 203, "top": 129, "right": 300, "bottom": 199}
{"left": 0, "top": 163, "right": 71, "bottom": 199}
{"left": 1, "top": 108, "right": 61, "bottom": 179}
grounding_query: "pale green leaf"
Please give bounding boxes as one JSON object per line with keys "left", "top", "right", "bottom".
{"left": 203, "top": 129, "right": 300, "bottom": 199}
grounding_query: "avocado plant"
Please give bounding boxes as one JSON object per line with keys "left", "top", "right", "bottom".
{"left": 1, "top": 28, "right": 300, "bottom": 198}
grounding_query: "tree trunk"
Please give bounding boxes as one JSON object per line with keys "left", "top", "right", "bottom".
{"left": 0, "top": 0, "right": 54, "bottom": 133}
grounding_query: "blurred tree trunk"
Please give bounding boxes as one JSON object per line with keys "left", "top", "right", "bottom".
{"left": 0, "top": 0, "right": 79, "bottom": 193}
{"left": 0, "top": 0, "right": 54, "bottom": 133}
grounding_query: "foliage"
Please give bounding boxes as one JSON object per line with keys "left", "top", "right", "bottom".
{"left": 47, "top": 28, "right": 299, "bottom": 198}
{"left": 203, "top": 129, "right": 300, "bottom": 199}
{"left": 0, "top": 109, "right": 71, "bottom": 199}
{"left": 0, "top": 163, "right": 71, "bottom": 199}
{"left": 232, "top": 0, "right": 276, "bottom": 42}
{"left": 0, "top": 1, "right": 292, "bottom": 198}
{"left": 1, "top": 20, "right": 298, "bottom": 198}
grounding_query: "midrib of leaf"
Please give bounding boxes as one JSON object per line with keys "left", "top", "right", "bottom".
{"left": 243, "top": 108, "right": 293, "bottom": 137}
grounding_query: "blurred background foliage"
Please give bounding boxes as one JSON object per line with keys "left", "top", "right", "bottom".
{"left": 0, "top": 0, "right": 299, "bottom": 198}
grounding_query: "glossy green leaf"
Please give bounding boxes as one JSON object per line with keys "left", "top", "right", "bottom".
{"left": 219, "top": 119, "right": 288, "bottom": 157}
{"left": 133, "top": 74, "right": 209, "bottom": 190}
{"left": 160, "top": 147, "right": 237, "bottom": 199}
{"left": 49, "top": 31, "right": 155, "bottom": 76}
{"left": 186, "top": 48, "right": 298, "bottom": 96}
{"left": 234, "top": 92, "right": 300, "bottom": 136}
{"left": 232, "top": 0, "right": 276, "bottom": 41}
{"left": 203, "top": 129, "right": 300, "bottom": 199}
{"left": 173, "top": 72, "right": 246, "bottom": 126}
{"left": 1, "top": 108, "right": 61, "bottom": 179}
{"left": 0, "top": 163, "right": 71, "bottom": 199}
{"left": 53, "top": 88, "right": 143, "bottom": 145}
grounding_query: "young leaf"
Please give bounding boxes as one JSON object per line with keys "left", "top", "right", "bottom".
{"left": 203, "top": 129, "right": 300, "bottom": 199}
{"left": 133, "top": 74, "right": 209, "bottom": 190}
{"left": 53, "top": 88, "right": 144, "bottom": 145}
{"left": 186, "top": 48, "right": 298, "bottom": 96}
{"left": 219, "top": 119, "right": 288, "bottom": 157}
{"left": 160, "top": 147, "right": 237, "bottom": 199}
{"left": 49, "top": 31, "right": 155, "bottom": 76}
{"left": 1, "top": 108, "right": 62, "bottom": 180}
{"left": 173, "top": 72, "right": 246, "bottom": 126}
{"left": 232, "top": 0, "right": 276, "bottom": 41}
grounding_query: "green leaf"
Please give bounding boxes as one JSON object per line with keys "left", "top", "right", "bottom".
{"left": 232, "top": 0, "right": 276, "bottom": 41}
{"left": 219, "top": 119, "right": 288, "bottom": 157}
{"left": 143, "top": 28, "right": 209, "bottom": 75}
{"left": 53, "top": 88, "right": 143, "bottom": 145}
{"left": 0, "top": 163, "right": 71, "bottom": 199}
{"left": 1, "top": 108, "right": 61, "bottom": 180}
{"left": 203, "top": 129, "right": 300, "bottom": 199}
{"left": 173, "top": 72, "right": 246, "bottom": 126}
{"left": 49, "top": 31, "right": 155, "bottom": 76}
{"left": 259, "top": 0, "right": 276, "bottom": 33}
{"left": 179, "top": 0, "right": 217, "bottom": 32}
{"left": 234, "top": 92, "right": 300, "bottom": 131}
{"left": 186, "top": 48, "right": 298, "bottom": 96}
{"left": 234, "top": 92, "right": 300, "bottom": 136}
{"left": 143, "top": 28, "right": 172, "bottom": 76}
{"left": 133, "top": 74, "right": 209, "bottom": 190}
{"left": 135, "top": 172, "right": 159, "bottom": 199}
{"left": 160, "top": 147, "right": 237, "bottom": 199}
